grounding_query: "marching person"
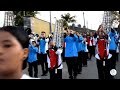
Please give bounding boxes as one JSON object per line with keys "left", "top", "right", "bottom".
{"left": 38, "top": 31, "right": 49, "bottom": 76}
{"left": 76, "top": 31, "right": 83, "bottom": 74}
{"left": 95, "top": 25, "right": 112, "bottom": 79}
{"left": 61, "top": 30, "right": 67, "bottom": 62}
{"left": 86, "top": 32, "right": 96, "bottom": 60}
{"left": 64, "top": 29, "right": 78, "bottom": 79}
{"left": 82, "top": 33, "right": 88, "bottom": 67}
{"left": 47, "top": 41, "right": 63, "bottom": 79}
{"left": 108, "top": 28, "right": 118, "bottom": 70}
{"left": 0, "top": 26, "right": 39, "bottom": 79}
{"left": 27, "top": 40, "right": 39, "bottom": 78}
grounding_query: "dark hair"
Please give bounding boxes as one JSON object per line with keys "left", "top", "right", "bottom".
{"left": 25, "top": 28, "right": 32, "bottom": 35}
{"left": 41, "top": 31, "right": 46, "bottom": 33}
{"left": 0, "top": 26, "right": 29, "bottom": 70}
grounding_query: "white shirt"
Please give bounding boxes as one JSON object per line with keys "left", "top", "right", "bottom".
{"left": 21, "top": 74, "right": 40, "bottom": 79}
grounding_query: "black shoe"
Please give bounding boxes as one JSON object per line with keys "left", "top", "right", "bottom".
{"left": 69, "top": 76, "right": 73, "bottom": 79}
{"left": 41, "top": 73, "right": 47, "bottom": 76}
{"left": 73, "top": 76, "right": 77, "bottom": 79}
{"left": 83, "top": 65, "right": 87, "bottom": 67}
{"left": 78, "top": 72, "right": 82, "bottom": 74}
{"left": 34, "top": 76, "right": 38, "bottom": 78}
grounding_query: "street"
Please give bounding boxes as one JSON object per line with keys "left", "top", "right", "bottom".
{"left": 23, "top": 54, "right": 120, "bottom": 79}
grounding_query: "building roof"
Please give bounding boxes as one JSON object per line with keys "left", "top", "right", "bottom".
{"left": 69, "top": 26, "right": 96, "bottom": 33}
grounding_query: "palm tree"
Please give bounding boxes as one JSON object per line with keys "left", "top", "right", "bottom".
{"left": 13, "top": 11, "right": 38, "bottom": 26}
{"left": 61, "top": 13, "right": 76, "bottom": 29}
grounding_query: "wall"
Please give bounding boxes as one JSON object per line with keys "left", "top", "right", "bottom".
{"left": 31, "top": 17, "right": 55, "bottom": 36}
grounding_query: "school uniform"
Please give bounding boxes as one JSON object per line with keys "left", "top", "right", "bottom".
{"left": 82, "top": 37, "right": 88, "bottom": 66}
{"left": 109, "top": 30, "right": 118, "bottom": 70}
{"left": 95, "top": 37, "right": 112, "bottom": 79}
{"left": 38, "top": 38, "right": 49, "bottom": 75}
{"left": 87, "top": 36, "right": 96, "bottom": 59}
{"left": 64, "top": 34, "right": 78, "bottom": 79}
{"left": 75, "top": 35, "right": 83, "bottom": 74}
{"left": 47, "top": 46, "right": 63, "bottom": 79}
{"left": 27, "top": 44, "right": 38, "bottom": 78}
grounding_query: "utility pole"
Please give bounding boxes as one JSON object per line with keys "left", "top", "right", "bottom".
{"left": 50, "top": 11, "right": 52, "bottom": 33}
{"left": 83, "top": 12, "right": 86, "bottom": 28}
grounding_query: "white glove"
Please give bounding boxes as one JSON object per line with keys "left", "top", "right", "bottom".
{"left": 45, "top": 38, "right": 49, "bottom": 43}
{"left": 56, "top": 49, "right": 63, "bottom": 55}
{"left": 29, "top": 39, "right": 35, "bottom": 45}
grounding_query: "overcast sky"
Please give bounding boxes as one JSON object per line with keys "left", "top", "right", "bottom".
{"left": 0, "top": 11, "right": 104, "bottom": 30}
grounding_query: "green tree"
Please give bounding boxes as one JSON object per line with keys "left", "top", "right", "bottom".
{"left": 61, "top": 13, "right": 76, "bottom": 28}
{"left": 13, "top": 11, "right": 38, "bottom": 26}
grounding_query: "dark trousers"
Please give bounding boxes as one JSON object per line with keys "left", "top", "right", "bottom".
{"left": 57, "top": 69, "right": 62, "bottom": 79}
{"left": 65, "top": 57, "right": 78, "bottom": 77}
{"left": 28, "top": 61, "right": 38, "bottom": 78}
{"left": 49, "top": 68, "right": 62, "bottom": 79}
{"left": 116, "top": 53, "right": 119, "bottom": 61}
{"left": 39, "top": 54, "right": 48, "bottom": 74}
{"left": 77, "top": 51, "right": 83, "bottom": 73}
{"left": 82, "top": 52, "right": 88, "bottom": 66}
{"left": 88, "top": 46, "right": 95, "bottom": 59}
{"left": 61, "top": 47, "right": 65, "bottom": 62}
{"left": 96, "top": 59, "right": 111, "bottom": 79}
{"left": 49, "top": 68, "right": 56, "bottom": 79}
{"left": 109, "top": 50, "right": 117, "bottom": 69}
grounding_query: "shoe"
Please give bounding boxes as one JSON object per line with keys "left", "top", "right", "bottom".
{"left": 69, "top": 76, "right": 73, "bottom": 79}
{"left": 78, "top": 72, "right": 82, "bottom": 74}
{"left": 83, "top": 65, "right": 87, "bottom": 67}
{"left": 41, "top": 73, "right": 47, "bottom": 76}
{"left": 34, "top": 76, "right": 38, "bottom": 78}
{"left": 73, "top": 76, "right": 77, "bottom": 79}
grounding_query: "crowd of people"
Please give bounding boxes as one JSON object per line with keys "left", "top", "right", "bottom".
{"left": 0, "top": 25, "right": 119, "bottom": 79}
{"left": 26, "top": 24, "right": 120, "bottom": 79}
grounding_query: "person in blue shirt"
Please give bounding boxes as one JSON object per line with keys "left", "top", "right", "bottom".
{"left": 82, "top": 33, "right": 88, "bottom": 67}
{"left": 75, "top": 32, "right": 84, "bottom": 74}
{"left": 38, "top": 31, "right": 49, "bottom": 76}
{"left": 28, "top": 40, "right": 38, "bottom": 78}
{"left": 109, "top": 28, "right": 118, "bottom": 71}
{"left": 64, "top": 29, "right": 78, "bottom": 79}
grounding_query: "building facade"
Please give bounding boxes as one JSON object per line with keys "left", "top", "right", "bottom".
{"left": 24, "top": 17, "right": 55, "bottom": 36}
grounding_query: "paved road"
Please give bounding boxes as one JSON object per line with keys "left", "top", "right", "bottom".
{"left": 23, "top": 54, "right": 120, "bottom": 79}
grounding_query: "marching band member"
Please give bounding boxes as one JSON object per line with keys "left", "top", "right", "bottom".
{"left": 38, "top": 31, "right": 49, "bottom": 76}
{"left": 108, "top": 28, "right": 118, "bottom": 70}
{"left": 95, "top": 25, "right": 112, "bottom": 79}
{"left": 47, "top": 41, "right": 63, "bottom": 79}
{"left": 27, "top": 40, "right": 39, "bottom": 78}
{"left": 86, "top": 32, "right": 96, "bottom": 60}
{"left": 76, "top": 32, "right": 83, "bottom": 74}
{"left": 64, "top": 29, "right": 78, "bottom": 79}
{"left": 82, "top": 33, "right": 88, "bottom": 67}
